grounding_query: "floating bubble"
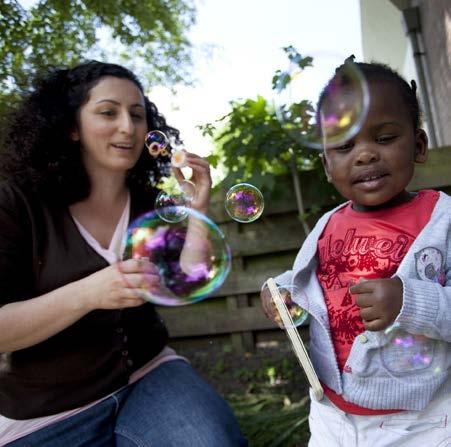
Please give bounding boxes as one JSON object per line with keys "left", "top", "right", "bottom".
{"left": 145, "top": 130, "right": 169, "bottom": 157}
{"left": 225, "top": 183, "right": 264, "bottom": 223}
{"left": 269, "top": 284, "right": 309, "bottom": 329}
{"left": 154, "top": 180, "right": 196, "bottom": 223}
{"left": 273, "top": 51, "right": 369, "bottom": 150}
{"left": 155, "top": 190, "right": 188, "bottom": 223}
{"left": 124, "top": 207, "right": 231, "bottom": 306}
{"left": 379, "top": 325, "right": 447, "bottom": 382}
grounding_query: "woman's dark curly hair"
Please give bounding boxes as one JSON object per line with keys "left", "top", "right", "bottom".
{"left": 0, "top": 60, "right": 180, "bottom": 204}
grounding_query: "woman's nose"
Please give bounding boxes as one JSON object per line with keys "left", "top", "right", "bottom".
{"left": 118, "top": 111, "right": 134, "bottom": 134}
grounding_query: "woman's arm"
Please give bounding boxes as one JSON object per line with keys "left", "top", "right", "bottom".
{"left": 0, "top": 259, "right": 159, "bottom": 352}
{"left": 173, "top": 152, "right": 214, "bottom": 277}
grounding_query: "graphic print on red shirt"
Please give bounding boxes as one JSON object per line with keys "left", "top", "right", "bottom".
{"left": 316, "top": 190, "right": 439, "bottom": 414}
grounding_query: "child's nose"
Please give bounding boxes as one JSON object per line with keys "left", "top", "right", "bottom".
{"left": 354, "top": 146, "right": 379, "bottom": 165}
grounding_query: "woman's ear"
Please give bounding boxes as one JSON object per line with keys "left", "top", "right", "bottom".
{"left": 70, "top": 129, "right": 80, "bottom": 142}
{"left": 414, "top": 129, "right": 428, "bottom": 164}
{"left": 319, "top": 152, "right": 332, "bottom": 182}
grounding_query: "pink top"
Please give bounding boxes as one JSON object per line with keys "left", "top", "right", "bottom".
{"left": 0, "top": 193, "right": 187, "bottom": 445}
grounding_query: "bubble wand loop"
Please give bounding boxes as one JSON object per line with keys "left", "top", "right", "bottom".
{"left": 267, "top": 278, "right": 324, "bottom": 401}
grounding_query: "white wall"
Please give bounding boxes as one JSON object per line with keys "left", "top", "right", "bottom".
{"left": 359, "top": 0, "right": 434, "bottom": 142}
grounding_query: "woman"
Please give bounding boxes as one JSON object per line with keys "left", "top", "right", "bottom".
{"left": 0, "top": 61, "right": 247, "bottom": 446}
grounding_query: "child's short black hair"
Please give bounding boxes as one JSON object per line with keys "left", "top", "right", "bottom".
{"left": 317, "top": 57, "right": 422, "bottom": 131}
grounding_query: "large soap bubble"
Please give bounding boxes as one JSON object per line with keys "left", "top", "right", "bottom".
{"left": 273, "top": 52, "right": 369, "bottom": 150}
{"left": 124, "top": 207, "right": 231, "bottom": 306}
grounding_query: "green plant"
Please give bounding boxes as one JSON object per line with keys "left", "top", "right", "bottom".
{"left": 199, "top": 46, "right": 335, "bottom": 233}
{"left": 228, "top": 393, "right": 310, "bottom": 447}
{"left": 0, "top": 0, "right": 196, "bottom": 123}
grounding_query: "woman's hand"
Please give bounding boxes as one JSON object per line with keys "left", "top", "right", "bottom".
{"left": 172, "top": 152, "right": 212, "bottom": 214}
{"left": 82, "top": 258, "right": 160, "bottom": 311}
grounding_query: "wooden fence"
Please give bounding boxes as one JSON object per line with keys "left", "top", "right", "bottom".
{"left": 158, "top": 146, "right": 451, "bottom": 353}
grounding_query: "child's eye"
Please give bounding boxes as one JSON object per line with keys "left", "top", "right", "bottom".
{"left": 333, "top": 142, "right": 353, "bottom": 152}
{"left": 376, "top": 135, "right": 396, "bottom": 144}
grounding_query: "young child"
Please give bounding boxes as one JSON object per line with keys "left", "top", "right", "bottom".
{"left": 261, "top": 61, "right": 451, "bottom": 447}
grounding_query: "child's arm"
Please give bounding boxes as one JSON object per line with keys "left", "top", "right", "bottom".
{"left": 351, "top": 275, "right": 451, "bottom": 341}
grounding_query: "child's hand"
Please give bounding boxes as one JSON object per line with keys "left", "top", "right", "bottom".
{"left": 260, "top": 283, "right": 282, "bottom": 326}
{"left": 261, "top": 283, "right": 275, "bottom": 320}
{"left": 349, "top": 277, "right": 403, "bottom": 331}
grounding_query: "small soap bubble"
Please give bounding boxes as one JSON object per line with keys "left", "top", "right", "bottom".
{"left": 145, "top": 130, "right": 169, "bottom": 157}
{"left": 270, "top": 284, "right": 308, "bottom": 329}
{"left": 225, "top": 183, "right": 264, "bottom": 223}
{"left": 124, "top": 207, "right": 231, "bottom": 306}
{"left": 380, "top": 326, "right": 447, "bottom": 382}
{"left": 273, "top": 51, "right": 369, "bottom": 150}
{"left": 155, "top": 180, "right": 197, "bottom": 223}
{"left": 155, "top": 190, "right": 188, "bottom": 223}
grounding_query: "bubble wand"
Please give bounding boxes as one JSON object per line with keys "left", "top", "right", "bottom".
{"left": 267, "top": 278, "right": 323, "bottom": 401}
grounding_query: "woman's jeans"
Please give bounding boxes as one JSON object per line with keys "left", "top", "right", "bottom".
{"left": 9, "top": 360, "right": 247, "bottom": 447}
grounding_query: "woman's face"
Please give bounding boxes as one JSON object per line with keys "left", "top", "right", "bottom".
{"left": 73, "top": 76, "right": 148, "bottom": 175}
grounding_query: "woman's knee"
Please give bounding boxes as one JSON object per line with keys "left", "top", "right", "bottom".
{"left": 115, "top": 360, "right": 247, "bottom": 446}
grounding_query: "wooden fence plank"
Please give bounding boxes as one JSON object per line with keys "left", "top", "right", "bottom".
{"left": 158, "top": 304, "right": 278, "bottom": 337}
{"left": 222, "top": 214, "right": 306, "bottom": 257}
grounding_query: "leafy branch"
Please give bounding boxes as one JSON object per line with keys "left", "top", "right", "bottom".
{"left": 199, "top": 46, "right": 331, "bottom": 232}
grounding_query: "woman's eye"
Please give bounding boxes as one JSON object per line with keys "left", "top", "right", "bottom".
{"left": 131, "top": 113, "right": 145, "bottom": 120}
{"left": 100, "top": 110, "right": 115, "bottom": 117}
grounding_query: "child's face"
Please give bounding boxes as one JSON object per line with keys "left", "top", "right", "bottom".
{"left": 320, "top": 81, "right": 428, "bottom": 211}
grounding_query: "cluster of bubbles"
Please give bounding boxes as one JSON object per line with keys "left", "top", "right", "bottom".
{"left": 145, "top": 131, "right": 266, "bottom": 227}
{"left": 273, "top": 51, "right": 370, "bottom": 150}
{"left": 135, "top": 130, "right": 268, "bottom": 307}
{"left": 145, "top": 131, "right": 194, "bottom": 224}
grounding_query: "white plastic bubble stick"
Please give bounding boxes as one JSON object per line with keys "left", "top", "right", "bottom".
{"left": 267, "top": 278, "right": 324, "bottom": 401}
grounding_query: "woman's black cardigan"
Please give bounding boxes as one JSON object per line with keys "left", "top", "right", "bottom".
{"left": 0, "top": 179, "right": 168, "bottom": 419}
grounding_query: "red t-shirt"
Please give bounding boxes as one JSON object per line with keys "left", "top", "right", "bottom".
{"left": 316, "top": 190, "right": 439, "bottom": 414}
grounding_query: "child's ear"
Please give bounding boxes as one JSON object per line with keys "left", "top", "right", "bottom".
{"left": 319, "top": 152, "right": 332, "bottom": 182}
{"left": 414, "top": 129, "right": 428, "bottom": 163}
